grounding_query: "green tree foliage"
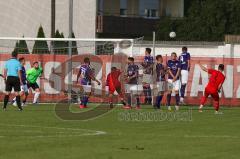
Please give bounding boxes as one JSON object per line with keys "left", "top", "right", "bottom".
{"left": 32, "top": 25, "right": 50, "bottom": 54}
{"left": 156, "top": 0, "right": 240, "bottom": 41}
{"left": 53, "top": 31, "right": 78, "bottom": 55}
{"left": 53, "top": 30, "right": 67, "bottom": 54}
{"left": 70, "top": 32, "right": 78, "bottom": 55}
{"left": 13, "top": 36, "right": 30, "bottom": 54}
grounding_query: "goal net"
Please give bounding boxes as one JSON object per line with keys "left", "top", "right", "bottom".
{"left": 0, "top": 37, "right": 144, "bottom": 103}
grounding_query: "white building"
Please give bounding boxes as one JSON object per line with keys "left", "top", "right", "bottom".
{"left": 0, "top": 0, "right": 96, "bottom": 38}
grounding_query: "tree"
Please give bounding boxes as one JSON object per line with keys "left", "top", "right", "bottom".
{"left": 53, "top": 30, "right": 68, "bottom": 54}
{"left": 156, "top": 0, "right": 240, "bottom": 41}
{"left": 32, "top": 25, "right": 50, "bottom": 54}
{"left": 53, "top": 31, "right": 78, "bottom": 55}
{"left": 13, "top": 36, "right": 30, "bottom": 54}
{"left": 69, "top": 32, "right": 78, "bottom": 55}
{"left": 18, "top": 36, "right": 30, "bottom": 54}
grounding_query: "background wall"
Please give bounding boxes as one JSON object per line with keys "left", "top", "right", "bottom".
{"left": 0, "top": 0, "right": 96, "bottom": 38}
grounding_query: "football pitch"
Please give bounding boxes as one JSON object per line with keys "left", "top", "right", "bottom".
{"left": 0, "top": 104, "right": 240, "bottom": 159}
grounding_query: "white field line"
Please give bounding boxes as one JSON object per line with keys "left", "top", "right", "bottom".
{"left": 0, "top": 124, "right": 106, "bottom": 138}
{"left": 155, "top": 134, "right": 240, "bottom": 139}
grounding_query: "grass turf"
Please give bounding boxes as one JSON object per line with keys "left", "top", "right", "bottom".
{"left": 0, "top": 104, "right": 240, "bottom": 159}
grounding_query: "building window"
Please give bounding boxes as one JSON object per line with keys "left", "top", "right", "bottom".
{"left": 145, "top": 9, "right": 158, "bottom": 18}
{"left": 120, "top": 9, "right": 127, "bottom": 16}
{"left": 120, "top": 0, "right": 127, "bottom": 16}
{"left": 139, "top": 0, "right": 159, "bottom": 18}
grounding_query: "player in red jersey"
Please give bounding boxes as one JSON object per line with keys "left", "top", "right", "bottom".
{"left": 199, "top": 64, "right": 225, "bottom": 114}
{"left": 106, "top": 67, "right": 126, "bottom": 108}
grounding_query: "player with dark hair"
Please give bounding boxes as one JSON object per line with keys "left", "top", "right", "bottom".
{"left": 199, "top": 64, "right": 225, "bottom": 114}
{"left": 141, "top": 48, "right": 154, "bottom": 104}
{"left": 155, "top": 55, "right": 168, "bottom": 109}
{"left": 167, "top": 52, "right": 181, "bottom": 111}
{"left": 76, "top": 57, "right": 101, "bottom": 109}
{"left": 106, "top": 67, "right": 126, "bottom": 108}
{"left": 12, "top": 57, "right": 28, "bottom": 106}
{"left": 179, "top": 47, "right": 191, "bottom": 104}
{"left": 2, "top": 51, "right": 23, "bottom": 111}
{"left": 26, "top": 61, "right": 43, "bottom": 104}
{"left": 124, "top": 57, "right": 140, "bottom": 109}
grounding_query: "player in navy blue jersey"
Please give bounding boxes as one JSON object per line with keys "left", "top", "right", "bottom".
{"left": 76, "top": 57, "right": 100, "bottom": 109}
{"left": 179, "top": 47, "right": 191, "bottom": 104}
{"left": 167, "top": 52, "right": 181, "bottom": 111}
{"left": 124, "top": 57, "right": 140, "bottom": 109}
{"left": 141, "top": 48, "right": 154, "bottom": 104}
{"left": 155, "top": 55, "right": 168, "bottom": 109}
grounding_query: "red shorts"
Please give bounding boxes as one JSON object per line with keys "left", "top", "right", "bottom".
{"left": 109, "top": 85, "right": 122, "bottom": 94}
{"left": 200, "top": 86, "right": 220, "bottom": 111}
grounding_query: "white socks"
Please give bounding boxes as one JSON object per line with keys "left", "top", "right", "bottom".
{"left": 33, "top": 92, "right": 40, "bottom": 103}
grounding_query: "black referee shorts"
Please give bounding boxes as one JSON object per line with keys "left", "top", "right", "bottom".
{"left": 27, "top": 81, "right": 39, "bottom": 91}
{"left": 5, "top": 76, "right": 21, "bottom": 92}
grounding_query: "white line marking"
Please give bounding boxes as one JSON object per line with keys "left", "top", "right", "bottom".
{"left": 0, "top": 124, "right": 107, "bottom": 138}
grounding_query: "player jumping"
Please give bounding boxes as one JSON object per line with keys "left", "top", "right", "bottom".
{"left": 179, "top": 47, "right": 191, "bottom": 104}
{"left": 26, "top": 62, "right": 43, "bottom": 104}
{"left": 12, "top": 57, "right": 28, "bottom": 106}
{"left": 141, "top": 48, "right": 154, "bottom": 104}
{"left": 167, "top": 52, "right": 181, "bottom": 111}
{"left": 76, "top": 57, "right": 100, "bottom": 109}
{"left": 155, "top": 55, "right": 168, "bottom": 109}
{"left": 199, "top": 64, "right": 225, "bottom": 114}
{"left": 106, "top": 67, "right": 126, "bottom": 108}
{"left": 124, "top": 57, "right": 140, "bottom": 109}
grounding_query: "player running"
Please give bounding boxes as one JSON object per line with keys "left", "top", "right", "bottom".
{"left": 141, "top": 48, "right": 154, "bottom": 104}
{"left": 199, "top": 64, "right": 225, "bottom": 114}
{"left": 2, "top": 51, "right": 23, "bottom": 111}
{"left": 76, "top": 57, "right": 101, "bottom": 109}
{"left": 12, "top": 57, "right": 28, "bottom": 106}
{"left": 124, "top": 57, "right": 140, "bottom": 109}
{"left": 167, "top": 52, "right": 181, "bottom": 111}
{"left": 26, "top": 62, "right": 43, "bottom": 104}
{"left": 155, "top": 55, "right": 168, "bottom": 109}
{"left": 179, "top": 47, "right": 191, "bottom": 104}
{"left": 106, "top": 67, "right": 126, "bottom": 108}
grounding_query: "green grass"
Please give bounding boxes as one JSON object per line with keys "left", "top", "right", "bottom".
{"left": 0, "top": 104, "right": 240, "bottom": 159}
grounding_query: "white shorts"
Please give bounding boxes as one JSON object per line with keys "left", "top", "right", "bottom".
{"left": 157, "top": 81, "right": 167, "bottom": 92}
{"left": 21, "top": 84, "right": 28, "bottom": 93}
{"left": 181, "top": 70, "right": 189, "bottom": 84}
{"left": 167, "top": 79, "right": 180, "bottom": 91}
{"left": 125, "top": 84, "right": 142, "bottom": 95}
{"left": 82, "top": 85, "right": 92, "bottom": 93}
{"left": 142, "top": 74, "right": 152, "bottom": 84}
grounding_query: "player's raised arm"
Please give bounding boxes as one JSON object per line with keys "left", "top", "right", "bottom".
{"left": 199, "top": 64, "right": 208, "bottom": 72}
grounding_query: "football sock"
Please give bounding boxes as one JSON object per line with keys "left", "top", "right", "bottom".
{"left": 127, "top": 94, "right": 131, "bottom": 106}
{"left": 175, "top": 94, "right": 180, "bottom": 106}
{"left": 33, "top": 92, "right": 40, "bottom": 103}
{"left": 4, "top": 95, "right": 9, "bottom": 109}
{"left": 156, "top": 95, "right": 163, "bottom": 109}
{"left": 147, "top": 87, "right": 152, "bottom": 103}
{"left": 136, "top": 97, "right": 140, "bottom": 106}
{"left": 16, "top": 95, "right": 22, "bottom": 110}
{"left": 180, "top": 84, "right": 186, "bottom": 98}
{"left": 167, "top": 94, "right": 171, "bottom": 106}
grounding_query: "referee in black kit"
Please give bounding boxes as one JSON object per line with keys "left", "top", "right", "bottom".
{"left": 2, "top": 51, "right": 23, "bottom": 111}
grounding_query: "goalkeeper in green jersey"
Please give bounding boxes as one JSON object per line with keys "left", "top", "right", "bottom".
{"left": 26, "top": 62, "right": 43, "bottom": 104}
